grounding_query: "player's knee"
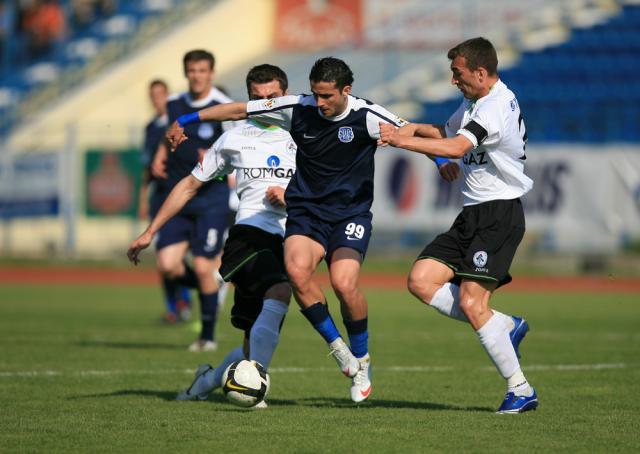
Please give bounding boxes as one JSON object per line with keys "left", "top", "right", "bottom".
{"left": 192, "top": 261, "right": 215, "bottom": 286}
{"left": 458, "top": 294, "right": 481, "bottom": 321}
{"left": 407, "top": 271, "right": 434, "bottom": 304}
{"left": 285, "top": 259, "right": 311, "bottom": 289}
{"left": 264, "top": 282, "right": 291, "bottom": 304}
{"left": 156, "top": 260, "right": 183, "bottom": 279}
{"left": 330, "top": 274, "right": 358, "bottom": 302}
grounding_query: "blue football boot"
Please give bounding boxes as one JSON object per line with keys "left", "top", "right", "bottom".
{"left": 509, "top": 316, "right": 529, "bottom": 358}
{"left": 497, "top": 389, "right": 538, "bottom": 414}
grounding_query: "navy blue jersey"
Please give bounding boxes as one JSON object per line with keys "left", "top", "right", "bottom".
{"left": 142, "top": 114, "right": 169, "bottom": 192}
{"left": 164, "top": 87, "right": 235, "bottom": 212}
{"left": 247, "top": 94, "right": 407, "bottom": 222}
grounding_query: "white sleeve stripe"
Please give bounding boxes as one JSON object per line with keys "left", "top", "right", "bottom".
{"left": 364, "top": 108, "right": 404, "bottom": 126}
{"left": 457, "top": 129, "right": 478, "bottom": 148}
{"left": 248, "top": 103, "right": 299, "bottom": 116}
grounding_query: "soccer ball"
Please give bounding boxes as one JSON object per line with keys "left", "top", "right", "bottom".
{"left": 221, "top": 360, "right": 270, "bottom": 407}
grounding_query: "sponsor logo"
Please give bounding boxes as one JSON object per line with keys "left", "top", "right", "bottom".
{"left": 303, "top": 133, "right": 316, "bottom": 139}
{"left": 197, "top": 123, "right": 214, "bottom": 140}
{"left": 473, "top": 251, "right": 488, "bottom": 269}
{"left": 241, "top": 167, "right": 295, "bottom": 179}
{"left": 338, "top": 126, "right": 354, "bottom": 143}
{"left": 263, "top": 99, "right": 276, "bottom": 109}
{"left": 267, "top": 155, "right": 280, "bottom": 167}
{"left": 241, "top": 145, "right": 256, "bottom": 151}
{"left": 287, "top": 140, "right": 297, "bottom": 153}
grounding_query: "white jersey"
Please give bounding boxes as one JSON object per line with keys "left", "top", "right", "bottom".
{"left": 191, "top": 120, "right": 297, "bottom": 236}
{"left": 445, "top": 79, "right": 533, "bottom": 206}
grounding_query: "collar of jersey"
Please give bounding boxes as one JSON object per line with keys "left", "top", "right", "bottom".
{"left": 317, "top": 95, "right": 353, "bottom": 122}
{"left": 467, "top": 79, "right": 504, "bottom": 112}
{"left": 249, "top": 118, "right": 281, "bottom": 131}
{"left": 184, "top": 87, "right": 226, "bottom": 109}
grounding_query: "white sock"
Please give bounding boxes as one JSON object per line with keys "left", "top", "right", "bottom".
{"left": 491, "top": 310, "right": 514, "bottom": 330}
{"left": 476, "top": 313, "right": 520, "bottom": 379}
{"left": 249, "top": 299, "right": 288, "bottom": 370}
{"left": 212, "top": 346, "right": 245, "bottom": 389}
{"left": 507, "top": 368, "right": 533, "bottom": 396}
{"left": 429, "top": 283, "right": 467, "bottom": 322}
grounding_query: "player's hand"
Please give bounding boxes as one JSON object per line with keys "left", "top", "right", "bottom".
{"left": 265, "top": 186, "right": 286, "bottom": 207}
{"left": 378, "top": 122, "right": 400, "bottom": 147}
{"left": 438, "top": 161, "right": 460, "bottom": 182}
{"left": 127, "top": 231, "right": 153, "bottom": 265}
{"left": 166, "top": 121, "right": 188, "bottom": 151}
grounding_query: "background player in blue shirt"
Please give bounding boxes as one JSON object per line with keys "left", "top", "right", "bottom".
{"left": 149, "top": 49, "right": 234, "bottom": 352}
{"left": 166, "top": 57, "right": 459, "bottom": 400}
{"left": 138, "top": 78, "right": 192, "bottom": 324}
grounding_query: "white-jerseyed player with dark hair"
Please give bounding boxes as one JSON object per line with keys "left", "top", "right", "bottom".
{"left": 380, "top": 37, "right": 538, "bottom": 414}
{"left": 128, "top": 64, "right": 295, "bottom": 408}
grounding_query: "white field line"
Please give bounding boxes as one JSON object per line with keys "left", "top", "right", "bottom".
{"left": 0, "top": 362, "right": 628, "bottom": 379}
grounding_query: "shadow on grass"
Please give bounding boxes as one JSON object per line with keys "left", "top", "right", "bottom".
{"left": 293, "top": 397, "right": 494, "bottom": 412}
{"left": 74, "top": 340, "right": 185, "bottom": 351}
{"left": 69, "top": 391, "right": 492, "bottom": 413}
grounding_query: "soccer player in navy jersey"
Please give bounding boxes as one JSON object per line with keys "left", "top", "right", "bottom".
{"left": 149, "top": 49, "right": 235, "bottom": 352}
{"left": 166, "top": 57, "right": 459, "bottom": 401}
{"left": 138, "top": 79, "right": 192, "bottom": 324}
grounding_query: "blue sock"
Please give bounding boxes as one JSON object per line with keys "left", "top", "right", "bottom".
{"left": 162, "top": 277, "right": 178, "bottom": 314}
{"left": 344, "top": 317, "right": 368, "bottom": 358}
{"left": 179, "top": 287, "right": 191, "bottom": 305}
{"left": 301, "top": 302, "right": 341, "bottom": 344}
{"left": 199, "top": 292, "right": 219, "bottom": 341}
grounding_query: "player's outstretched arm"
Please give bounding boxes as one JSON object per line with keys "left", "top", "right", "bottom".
{"left": 166, "top": 102, "right": 249, "bottom": 151}
{"left": 379, "top": 122, "right": 472, "bottom": 159}
{"left": 127, "top": 175, "right": 204, "bottom": 265}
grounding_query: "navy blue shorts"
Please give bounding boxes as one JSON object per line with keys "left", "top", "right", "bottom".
{"left": 155, "top": 209, "right": 228, "bottom": 258}
{"left": 285, "top": 208, "right": 373, "bottom": 263}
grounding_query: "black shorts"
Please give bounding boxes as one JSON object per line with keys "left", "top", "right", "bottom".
{"left": 418, "top": 198, "right": 525, "bottom": 287}
{"left": 219, "top": 224, "right": 287, "bottom": 331}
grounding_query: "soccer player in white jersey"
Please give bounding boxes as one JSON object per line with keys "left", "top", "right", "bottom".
{"left": 379, "top": 37, "right": 537, "bottom": 414}
{"left": 128, "top": 65, "right": 294, "bottom": 407}
{"left": 165, "top": 57, "right": 458, "bottom": 403}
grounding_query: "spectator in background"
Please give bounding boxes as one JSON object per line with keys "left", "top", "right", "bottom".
{"left": 21, "top": 0, "right": 66, "bottom": 59}
{"left": 70, "top": 0, "right": 117, "bottom": 31}
{"left": 139, "top": 79, "right": 192, "bottom": 324}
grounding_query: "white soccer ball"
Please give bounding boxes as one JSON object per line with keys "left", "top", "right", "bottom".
{"left": 221, "top": 359, "right": 270, "bottom": 407}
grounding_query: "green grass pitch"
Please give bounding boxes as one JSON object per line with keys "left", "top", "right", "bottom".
{"left": 0, "top": 282, "right": 638, "bottom": 452}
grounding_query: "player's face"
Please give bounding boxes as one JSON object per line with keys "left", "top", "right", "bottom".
{"left": 450, "top": 56, "right": 483, "bottom": 100}
{"left": 249, "top": 80, "right": 285, "bottom": 100}
{"left": 185, "top": 60, "right": 214, "bottom": 99}
{"left": 149, "top": 84, "right": 168, "bottom": 114}
{"left": 310, "top": 81, "right": 351, "bottom": 117}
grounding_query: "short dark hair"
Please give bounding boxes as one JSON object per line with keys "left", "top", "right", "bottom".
{"left": 309, "top": 57, "right": 354, "bottom": 90}
{"left": 183, "top": 49, "right": 215, "bottom": 73}
{"left": 447, "top": 37, "right": 498, "bottom": 76}
{"left": 245, "top": 64, "right": 288, "bottom": 96}
{"left": 149, "top": 79, "right": 168, "bottom": 90}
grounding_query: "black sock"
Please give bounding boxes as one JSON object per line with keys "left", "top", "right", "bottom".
{"left": 175, "top": 262, "right": 198, "bottom": 289}
{"left": 199, "top": 291, "right": 219, "bottom": 341}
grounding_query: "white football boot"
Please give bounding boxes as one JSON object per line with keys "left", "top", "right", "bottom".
{"left": 188, "top": 339, "right": 218, "bottom": 352}
{"left": 328, "top": 338, "right": 359, "bottom": 377}
{"left": 350, "top": 354, "right": 372, "bottom": 403}
{"left": 176, "top": 364, "right": 214, "bottom": 401}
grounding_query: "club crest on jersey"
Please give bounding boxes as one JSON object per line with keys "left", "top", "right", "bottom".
{"left": 473, "top": 251, "right": 488, "bottom": 270}
{"left": 267, "top": 155, "right": 280, "bottom": 167}
{"left": 338, "top": 126, "right": 354, "bottom": 143}
{"left": 263, "top": 99, "right": 276, "bottom": 109}
{"left": 198, "top": 123, "right": 214, "bottom": 140}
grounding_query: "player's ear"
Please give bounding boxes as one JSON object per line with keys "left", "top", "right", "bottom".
{"left": 342, "top": 85, "right": 352, "bottom": 96}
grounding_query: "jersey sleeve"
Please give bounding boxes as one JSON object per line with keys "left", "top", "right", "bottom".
{"left": 444, "top": 102, "right": 466, "bottom": 138}
{"left": 246, "top": 95, "right": 301, "bottom": 131}
{"left": 365, "top": 104, "right": 409, "bottom": 139}
{"left": 457, "top": 100, "right": 502, "bottom": 148}
{"left": 191, "top": 132, "right": 234, "bottom": 182}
